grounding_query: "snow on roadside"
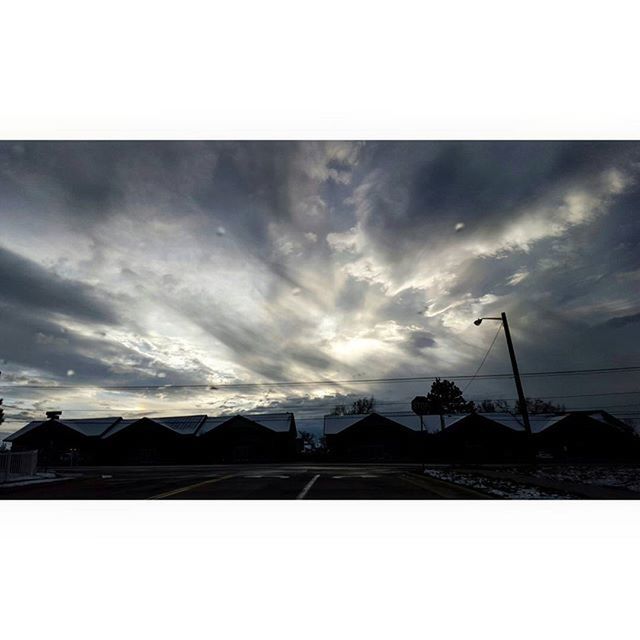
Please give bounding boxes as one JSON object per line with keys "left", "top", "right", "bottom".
{"left": 531, "top": 465, "right": 640, "bottom": 493}
{"left": 424, "top": 468, "right": 575, "bottom": 500}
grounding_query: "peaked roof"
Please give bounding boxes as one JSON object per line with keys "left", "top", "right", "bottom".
{"left": 480, "top": 411, "right": 634, "bottom": 434}
{"left": 436, "top": 413, "right": 527, "bottom": 439}
{"left": 323, "top": 412, "right": 468, "bottom": 435}
{"left": 535, "top": 411, "right": 634, "bottom": 436}
{"left": 480, "top": 413, "right": 561, "bottom": 434}
{"left": 4, "top": 416, "right": 122, "bottom": 442}
{"left": 198, "top": 412, "right": 295, "bottom": 436}
{"left": 101, "top": 414, "right": 207, "bottom": 438}
{"left": 572, "top": 410, "right": 631, "bottom": 430}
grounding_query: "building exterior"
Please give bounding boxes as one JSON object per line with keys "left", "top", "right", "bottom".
{"left": 4, "top": 415, "right": 121, "bottom": 466}
{"left": 324, "top": 413, "right": 424, "bottom": 461}
{"left": 3, "top": 412, "right": 298, "bottom": 465}
{"left": 431, "top": 413, "right": 531, "bottom": 462}
{"left": 534, "top": 411, "right": 640, "bottom": 461}
{"left": 4, "top": 408, "right": 638, "bottom": 466}
{"left": 194, "top": 413, "right": 297, "bottom": 462}
{"left": 99, "top": 415, "right": 207, "bottom": 464}
{"left": 324, "top": 412, "right": 534, "bottom": 462}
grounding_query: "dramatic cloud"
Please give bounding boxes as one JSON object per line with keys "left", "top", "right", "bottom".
{"left": 1, "top": 141, "right": 640, "bottom": 436}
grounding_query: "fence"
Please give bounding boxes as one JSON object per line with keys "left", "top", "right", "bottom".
{"left": 0, "top": 450, "right": 38, "bottom": 483}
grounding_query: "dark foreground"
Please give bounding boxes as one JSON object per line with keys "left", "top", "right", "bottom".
{"left": 0, "top": 463, "right": 490, "bottom": 500}
{"left": 3, "top": 463, "right": 640, "bottom": 499}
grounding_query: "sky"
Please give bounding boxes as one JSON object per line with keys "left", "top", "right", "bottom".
{"left": 1, "top": 141, "right": 640, "bottom": 437}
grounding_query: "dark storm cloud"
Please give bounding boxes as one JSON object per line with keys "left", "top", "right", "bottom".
{"left": 350, "top": 141, "right": 640, "bottom": 260}
{"left": 1, "top": 141, "right": 126, "bottom": 219}
{"left": 0, "top": 301, "right": 142, "bottom": 382}
{"left": 601, "top": 313, "right": 640, "bottom": 328}
{"left": 0, "top": 245, "right": 118, "bottom": 324}
{"left": 405, "top": 329, "right": 437, "bottom": 350}
{"left": 0, "top": 141, "right": 223, "bottom": 227}
{"left": 0, "top": 297, "right": 215, "bottom": 390}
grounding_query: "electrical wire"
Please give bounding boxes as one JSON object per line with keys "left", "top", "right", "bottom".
{"left": 461, "top": 322, "right": 503, "bottom": 395}
{"left": 1, "top": 364, "right": 640, "bottom": 391}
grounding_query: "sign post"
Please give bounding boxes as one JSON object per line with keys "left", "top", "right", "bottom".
{"left": 411, "top": 396, "right": 430, "bottom": 472}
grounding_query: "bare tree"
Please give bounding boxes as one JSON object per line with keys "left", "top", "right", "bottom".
{"left": 477, "top": 399, "right": 497, "bottom": 413}
{"left": 330, "top": 396, "right": 376, "bottom": 416}
{"left": 299, "top": 430, "right": 317, "bottom": 450}
{"left": 494, "top": 397, "right": 565, "bottom": 416}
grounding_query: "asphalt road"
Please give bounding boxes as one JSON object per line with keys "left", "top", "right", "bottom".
{"left": 0, "top": 463, "right": 489, "bottom": 500}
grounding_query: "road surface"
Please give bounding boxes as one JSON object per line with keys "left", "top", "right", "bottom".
{"left": 0, "top": 463, "right": 489, "bottom": 500}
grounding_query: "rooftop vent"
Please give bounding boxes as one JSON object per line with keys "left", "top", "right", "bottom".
{"left": 46, "top": 410, "right": 62, "bottom": 420}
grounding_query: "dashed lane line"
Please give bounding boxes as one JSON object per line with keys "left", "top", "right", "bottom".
{"left": 332, "top": 474, "right": 379, "bottom": 479}
{"left": 148, "top": 474, "right": 236, "bottom": 499}
{"left": 243, "top": 475, "right": 290, "bottom": 479}
{"left": 296, "top": 474, "right": 320, "bottom": 500}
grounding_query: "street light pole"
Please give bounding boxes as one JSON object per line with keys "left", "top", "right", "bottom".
{"left": 473, "top": 312, "right": 532, "bottom": 436}
{"left": 499, "top": 312, "right": 531, "bottom": 436}
{"left": 420, "top": 414, "right": 424, "bottom": 472}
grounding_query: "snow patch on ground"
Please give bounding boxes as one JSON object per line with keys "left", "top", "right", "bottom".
{"left": 530, "top": 465, "right": 640, "bottom": 493}
{"left": 424, "top": 468, "right": 574, "bottom": 500}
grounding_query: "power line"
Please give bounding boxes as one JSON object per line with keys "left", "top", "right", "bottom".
{"left": 1, "top": 364, "right": 639, "bottom": 392}
{"left": 462, "top": 322, "right": 503, "bottom": 395}
{"left": 5, "top": 397, "right": 640, "bottom": 420}
{"left": 4, "top": 411, "right": 640, "bottom": 427}
{"left": 4, "top": 389, "right": 640, "bottom": 415}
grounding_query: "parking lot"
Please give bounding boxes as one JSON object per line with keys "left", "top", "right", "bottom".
{"left": 0, "top": 463, "right": 489, "bottom": 499}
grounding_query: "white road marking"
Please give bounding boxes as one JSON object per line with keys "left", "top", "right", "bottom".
{"left": 243, "top": 474, "right": 290, "bottom": 479}
{"left": 296, "top": 474, "right": 320, "bottom": 499}
{"left": 332, "top": 474, "right": 379, "bottom": 479}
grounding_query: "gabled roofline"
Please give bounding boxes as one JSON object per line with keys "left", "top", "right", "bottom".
{"left": 101, "top": 415, "right": 207, "bottom": 439}
{"left": 5, "top": 416, "right": 123, "bottom": 441}
{"left": 324, "top": 412, "right": 419, "bottom": 437}
{"left": 196, "top": 412, "right": 295, "bottom": 437}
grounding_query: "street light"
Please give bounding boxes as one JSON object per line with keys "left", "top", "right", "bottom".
{"left": 473, "top": 312, "right": 532, "bottom": 436}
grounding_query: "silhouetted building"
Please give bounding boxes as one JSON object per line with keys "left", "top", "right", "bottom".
{"left": 430, "top": 413, "right": 531, "bottom": 462}
{"left": 535, "top": 411, "right": 640, "bottom": 461}
{"left": 6, "top": 408, "right": 637, "bottom": 466}
{"left": 322, "top": 411, "right": 529, "bottom": 462}
{"left": 324, "top": 412, "right": 424, "bottom": 461}
{"left": 195, "top": 413, "right": 297, "bottom": 462}
{"left": 5, "top": 415, "right": 121, "bottom": 466}
{"left": 100, "top": 415, "right": 207, "bottom": 464}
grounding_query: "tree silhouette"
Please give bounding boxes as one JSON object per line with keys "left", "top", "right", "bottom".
{"left": 495, "top": 397, "right": 565, "bottom": 416}
{"left": 299, "top": 430, "right": 317, "bottom": 450}
{"left": 477, "top": 399, "right": 497, "bottom": 413}
{"left": 424, "top": 378, "right": 474, "bottom": 414}
{"left": 330, "top": 396, "right": 376, "bottom": 416}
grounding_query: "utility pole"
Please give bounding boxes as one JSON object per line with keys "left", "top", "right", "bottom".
{"left": 500, "top": 312, "right": 531, "bottom": 435}
{"left": 419, "top": 414, "right": 424, "bottom": 471}
{"left": 0, "top": 370, "right": 4, "bottom": 428}
{"left": 411, "top": 396, "right": 429, "bottom": 472}
{"left": 474, "top": 313, "right": 532, "bottom": 436}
